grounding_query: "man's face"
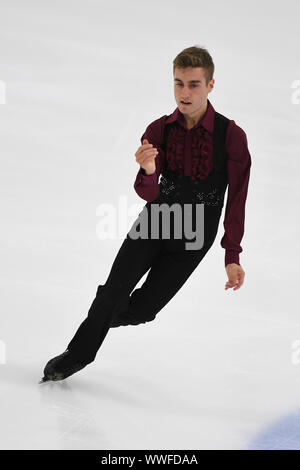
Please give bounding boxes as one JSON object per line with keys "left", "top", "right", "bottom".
{"left": 173, "top": 67, "right": 214, "bottom": 117}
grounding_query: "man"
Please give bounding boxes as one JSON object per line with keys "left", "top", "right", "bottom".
{"left": 40, "top": 46, "right": 251, "bottom": 383}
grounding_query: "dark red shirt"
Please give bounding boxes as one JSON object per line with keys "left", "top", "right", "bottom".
{"left": 134, "top": 99, "right": 252, "bottom": 267}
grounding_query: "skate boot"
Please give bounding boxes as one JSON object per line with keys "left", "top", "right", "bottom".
{"left": 39, "top": 349, "right": 89, "bottom": 383}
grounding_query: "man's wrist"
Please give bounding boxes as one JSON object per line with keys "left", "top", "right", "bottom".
{"left": 142, "top": 168, "right": 155, "bottom": 176}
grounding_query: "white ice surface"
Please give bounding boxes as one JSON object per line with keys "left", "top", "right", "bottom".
{"left": 0, "top": 0, "right": 300, "bottom": 450}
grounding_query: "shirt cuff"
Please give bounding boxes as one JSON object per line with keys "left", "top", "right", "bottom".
{"left": 138, "top": 168, "right": 157, "bottom": 185}
{"left": 225, "top": 251, "right": 240, "bottom": 267}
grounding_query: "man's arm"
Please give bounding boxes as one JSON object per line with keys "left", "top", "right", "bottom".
{"left": 221, "top": 120, "right": 252, "bottom": 267}
{"left": 134, "top": 118, "right": 166, "bottom": 202}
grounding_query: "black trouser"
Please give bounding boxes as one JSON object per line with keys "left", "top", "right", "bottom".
{"left": 66, "top": 203, "right": 222, "bottom": 364}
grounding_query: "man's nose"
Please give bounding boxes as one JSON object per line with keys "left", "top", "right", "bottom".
{"left": 178, "top": 87, "right": 190, "bottom": 97}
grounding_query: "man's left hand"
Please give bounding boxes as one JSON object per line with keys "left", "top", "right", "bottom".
{"left": 225, "top": 263, "right": 245, "bottom": 290}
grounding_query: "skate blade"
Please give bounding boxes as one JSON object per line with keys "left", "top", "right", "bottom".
{"left": 39, "top": 373, "right": 65, "bottom": 383}
{"left": 39, "top": 376, "right": 51, "bottom": 384}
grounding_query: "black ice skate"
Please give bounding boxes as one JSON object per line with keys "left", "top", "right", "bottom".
{"left": 39, "top": 349, "right": 89, "bottom": 383}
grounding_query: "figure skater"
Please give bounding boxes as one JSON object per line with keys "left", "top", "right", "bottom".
{"left": 40, "top": 45, "right": 251, "bottom": 383}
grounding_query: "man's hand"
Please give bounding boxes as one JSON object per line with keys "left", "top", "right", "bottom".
{"left": 135, "top": 138, "right": 158, "bottom": 175}
{"left": 225, "top": 263, "right": 245, "bottom": 291}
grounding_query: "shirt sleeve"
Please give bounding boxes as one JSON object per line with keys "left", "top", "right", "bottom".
{"left": 221, "top": 120, "right": 252, "bottom": 267}
{"left": 133, "top": 117, "right": 166, "bottom": 202}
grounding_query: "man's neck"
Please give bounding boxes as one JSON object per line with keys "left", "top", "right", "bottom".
{"left": 184, "top": 99, "right": 208, "bottom": 129}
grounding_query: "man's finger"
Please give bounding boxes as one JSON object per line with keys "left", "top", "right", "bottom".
{"left": 225, "top": 279, "right": 238, "bottom": 290}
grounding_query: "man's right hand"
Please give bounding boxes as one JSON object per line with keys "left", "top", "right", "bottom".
{"left": 135, "top": 138, "right": 158, "bottom": 175}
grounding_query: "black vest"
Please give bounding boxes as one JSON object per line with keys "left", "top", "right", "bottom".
{"left": 153, "top": 111, "right": 230, "bottom": 208}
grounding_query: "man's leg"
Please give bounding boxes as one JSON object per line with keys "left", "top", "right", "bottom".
{"left": 109, "top": 238, "right": 213, "bottom": 328}
{"left": 110, "top": 204, "right": 222, "bottom": 327}
{"left": 65, "top": 235, "right": 163, "bottom": 364}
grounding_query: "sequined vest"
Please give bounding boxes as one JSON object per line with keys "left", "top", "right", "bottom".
{"left": 152, "top": 111, "right": 230, "bottom": 208}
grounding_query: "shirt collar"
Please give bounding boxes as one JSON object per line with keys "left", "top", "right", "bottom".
{"left": 165, "top": 98, "right": 215, "bottom": 134}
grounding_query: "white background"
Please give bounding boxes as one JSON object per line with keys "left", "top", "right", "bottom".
{"left": 0, "top": 0, "right": 300, "bottom": 450}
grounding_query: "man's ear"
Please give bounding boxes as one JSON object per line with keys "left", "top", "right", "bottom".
{"left": 209, "top": 78, "right": 215, "bottom": 92}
